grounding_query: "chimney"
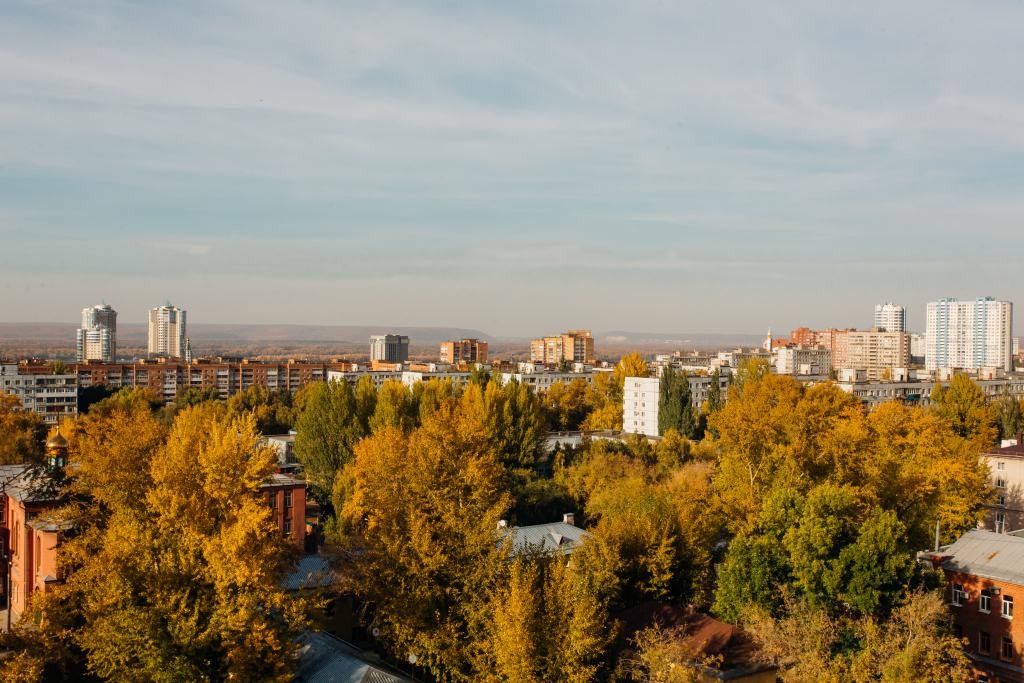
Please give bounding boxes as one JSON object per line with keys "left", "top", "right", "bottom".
{"left": 496, "top": 520, "right": 507, "bottom": 530}
{"left": 563, "top": 513, "right": 575, "bottom": 526}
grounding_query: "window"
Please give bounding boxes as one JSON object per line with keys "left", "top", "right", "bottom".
{"left": 981, "top": 590, "right": 992, "bottom": 613}
{"left": 953, "top": 624, "right": 962, "bottom": 639}
{"left": 998, "top": 462, "right": 1006, "bottom": 471}
{"left": 997, "top": 514, "right": 1006, "bottom": 534}
{"left": 980, "top": 631, "right": 991, "bottom": 653}
{"left": 997, "top": 478, "right": 1006, "bottom": 488}
{"left": 978, "top": 675, "right": 989, "bottom": 683}
{"left": 283, "top": 519, "right": 292, "bottom": 536}
{"left": 998, "top": 495, "right": 1006, "bottom": 506}
{"left": 952, "top": 583, "right": 964, "bottom": 606}
{"left": 284, "top": 491, "right": 292, "bottom": 508}
{"left": 1003, "top": 595, "right": 1014, "bottom": 618}
{"left": 268, "top": 492, "right": 277, "bottom": 509}
{"left": 1003, "top": 637, "right": 1014, "bottom": 661}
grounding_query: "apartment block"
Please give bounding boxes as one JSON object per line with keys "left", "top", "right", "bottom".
{"left": 530, "top": 330, "right": 594, "bottom": 364}
{"left": 834, "top": 330, "right": 911, "bottom": 381}
{"left": 776, "top": 344, "right": 834, "bottom": 375}
{"left": 440, "top": 338, "right": 488, "bottom": 364}
{"left": 927, "top": 297, "right": 1014, "bottom": 372}
{"left": 148, "top": 302, "right": 187, "bottom": 359}
{"left": 622, "top": 376, "right": 659, "bottom": 437}
{"left": 77, "top": 302, "right": 117, "bottom": 362}
{"left": 873, "top": 302, "right": 906, "bottom": 332}
{"left": 369, "top": 335, "right": 409, "bottom": 363}
{"left": 789, "top": 327, "right": 853, "bottom": 352}
{"left": 0, "top": 361, "right": 78, "bottom": 426}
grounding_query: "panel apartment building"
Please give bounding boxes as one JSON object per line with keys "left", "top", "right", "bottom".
{"left": 439, "top": 338, "right": 488, "bottom": 365}
{"left": 0, "top": 361, "right": 78, "bottom": 426}
{"left": 834, "top": 329, "right": 911, "bottom": 381}
{"left": 369, "top": 335, "right": 409, "bottom": 363}
{"left": 530, "top": 330, "right": 594, "bottom": 364}
{"left": 926, "top": 297, "right": 1013, "bottom": 372}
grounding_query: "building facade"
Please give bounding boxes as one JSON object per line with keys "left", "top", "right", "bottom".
{"left": 980, "top": 435, "right": 1024, "bottom": 536}
{"left": 76, "top": 302, "right": 117, "bottom": 362}
{"left": 776, "top": 344, "right": 834, "bottom": 375}
{"left": 834, "top": 330, "right": 911, "bottom": 381}
{"left": 148, "top": 303, "right": 187, "bottom": 359}
{"left": 789, "top": 327, "right": 853, "bottom": 352}
{"left": 873, "top": 302, "right": 907, "bottom": 332}
{"left": 530, "top": 330, "right": 594, "bottom": 364}
{"left": 369, "top": 335, "right": 409, "bottom": 363}
{"left": 938, "top": 529, "right": 1024, "bottom": 683}
{"left": 622, "top": 376, "right": 659, "bottom": 437}
{"left": 439, "top": 339, "right": 488, "bottom": 364}
{"left": 927, "top": 297, "right": 1014, "bottom": 372}
{"left": 0, "top": 362, "right": 78, "bottom": 426}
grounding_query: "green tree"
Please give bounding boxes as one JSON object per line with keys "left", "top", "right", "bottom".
{"left": 466, "top": 380, "right": 546, "bottom": 472}
{"left": 470, "top": 366, "right": 492, "bottom": 389}
{"left": 557, "top": 358, "right": 572, "bottom": 373}
{"left": 294, "top": 379, "right": 361, "bottom": 505}
{"left": 730, "top": 357, "right": 771, "bottom": 396}
{"left": 369, "top": 380, "right": 415, "bottom": 434}
{"left": 702, "top": 367, "right": 725, "bottom": 440}
{"left": 49, "top": 359, "right": 70, "bottom": 374}
{"left": 658, "top": 366, "right": 697, "bottom": 439}
{"left": 990, "top": 384, "right": 1022, "bottom": 441}
{"left": 354, "top": 375, "right": 377, "bottom": 434}
{"left": 177, "top": 386, "right": 221, "bottom": 408}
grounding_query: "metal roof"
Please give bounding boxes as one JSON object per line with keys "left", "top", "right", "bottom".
{"left": 940, "top": 529, "right": 1024, "bottom": 586}
{"left": 0, "top": 464, "right": 29, "bottom": 484}
{"left": 292, "top": 632, "right": 411, "bottom": 683}
{"left": 502, "top": 522, "right": 590, "bottom": 557}
{"left": 263, "top": 472, "right": 306, "bottom": 488}
{"left": 283, "top": 554, "right": 334, "bottom": 591}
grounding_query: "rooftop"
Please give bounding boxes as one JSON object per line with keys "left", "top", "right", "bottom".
{"left": 262, "top": 472, "right": 306, "bottom": 489}
{"left": 501, "top": 521, "right": 589, "bottom": 557}
{"left": 940, "top": 529, "right": 1024, "bottom": 586}
{"left": 292, "top": 631, "right": 412, "bottom": 683}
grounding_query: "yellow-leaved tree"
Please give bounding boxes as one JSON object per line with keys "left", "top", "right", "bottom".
{"left": 0, "top": 393, "right": 46, "bottom": 465}
{"left": 23, "top": 398, "right": 321, "bottom": 682}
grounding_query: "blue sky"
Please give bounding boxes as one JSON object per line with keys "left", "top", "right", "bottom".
{"left": 1, "top": 0, "right": 1022, "bottom": 337}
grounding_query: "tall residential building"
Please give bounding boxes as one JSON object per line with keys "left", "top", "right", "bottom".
{"left": 440, "top": 339, "right": 487, "bottom": 365}
{"left": 873, "top": 303, "right": 906, "bottom": 332}
{"left": 622, "top": 376, "right": 659, "bottom": 438}
{"left": 369, "top": 335, "right": 409, "bottom": 363}
{"left": 76, "top": 301, "right": 117, "bottom": 362}
{"left": 530, "top": 330, "right": 594, "bottom": 364}
{"left": 148, "top": 302, "right": 187, "bottom": 359}
{"left": 926, "top": 297, "right": 1013, "bottom": 372}
{"left": 834, "top": 330, "right": 911, "bottom": 381}
{"left": 776, "top": 344, "right": 833, "bottom": 375}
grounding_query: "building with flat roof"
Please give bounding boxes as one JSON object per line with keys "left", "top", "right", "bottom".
{"left": 369, "top": 334, "right": 409, "bottom": 363}
{"left": 927, "top": 297, "right": 1014, "bottom": 372}
{"left": 77, "top": 302, "right": 117, "bottom": 362}
{"left": 530, "top": 330, "right": 594, "bottom": 364}
{"left": 148, "top": 302, "right": 186, "bottom": 359}
{"left": 834, "top": 329, "right": 911, "bottom": 381}
{"left": 440, "top": 338, "right": 487, "bottom": 364}
{"left": 622, "top": 376, "right": 659, "bottom": 437}
{"left": 874, "top": 302, "right": 906, "bottom": 332}
{"left": 1, "top": 362, "right": 78, "bottom": 426}
{"left": 776, "top": 344, "right": 833, "bottom": 375}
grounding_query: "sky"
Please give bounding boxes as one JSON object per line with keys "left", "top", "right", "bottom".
{"left": 1, "top": 0, "right": 1022, "bottom": 338}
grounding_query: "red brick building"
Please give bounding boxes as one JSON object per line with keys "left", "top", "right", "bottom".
{"left": 261, "top": 473, "right": 308, "bottom": 547}
{"left": 938, "top": 529, "right": 1024, "bottom": 682}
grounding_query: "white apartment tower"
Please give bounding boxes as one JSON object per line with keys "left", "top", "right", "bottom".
{"left": 926, "top": 297, "right": 1013, "bottom": 372}
{"left": 148, "top": 302, "right": 187, "bottom": 359}
{"left": 622, "top": 376, "right": 660, "bottom": 438}
{"left": 369, "top": 335, "right": 410, "bottom": 363}
{"left": 873, "top": 303, "right": 906, "bottom": 332}
{"left": 76, "top": 301, "right": 117, "bottom": 362}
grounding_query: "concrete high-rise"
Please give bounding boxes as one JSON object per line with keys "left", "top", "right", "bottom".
{"left": 440, "top": 339, "right": 487, "bottom": 365}
{"left": 926, "top": 297, "right": 1013, "bottom": 372}
{"left": 530, "top": 330, "right": 594, "bottom": 364}
{"left": 369, "top": 335, "right": 409, "bottom": 363}
{"left": 148, "top": 302, "right": 187, "bottom": 359}
{"left": 76, "top": 301, "right": 117, "bottom": 362}
{"left": 834, "top": 330, "right": 911, "bottom": 381}
{"left": 873, "top": 303, "right": 906, "bottom": 332}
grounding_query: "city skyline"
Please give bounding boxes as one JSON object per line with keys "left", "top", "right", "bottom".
{"left": 2, "top": 2, "right": 1023, "bottom": 336}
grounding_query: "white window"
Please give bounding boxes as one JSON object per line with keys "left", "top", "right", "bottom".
{"left": 997, "top": 478, "right": 1006, "bottom": 489}
{"left": 998, "top": 495, "right": 1006, "bottom": 506}
{"left": 997, "top": 514, "right": 1006, "bottom": 534}
{"left": 981, "top": 590, "right": 992, "bottom": 613}
{"left": 1004, "top": 596, "right": 1014, "bottom": 619}
{"left": 952, "top": 583, "right": 965, "bottom": 606}
{"left": 998, "top": 462, "right": 1006, "bottom": 471}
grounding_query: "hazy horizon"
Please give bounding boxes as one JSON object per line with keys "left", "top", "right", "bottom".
{"left": 2, "top": 1, "right": 1022, "bottom": 337}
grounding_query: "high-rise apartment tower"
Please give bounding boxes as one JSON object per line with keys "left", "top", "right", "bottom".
{"left": 76, "top": 301, "right": 117, "bottom": 362}
{"left": 369, "top": 335, "right": 410, "bottom": 363}
{"left": 148, "top": 302, "right": 187, "bottom": 359}
{"left": 873, "top": 303, "right": 906, "bottom": 332}
{"left": 926, "top": 297, "right": 1013, "bottom": 372}
{"left": 530, "top": 330, "right": 594, "bottom": 364}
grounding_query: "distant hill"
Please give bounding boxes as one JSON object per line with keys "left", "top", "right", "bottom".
{"left": 597, "top": 331, "right": 766, "bottom": 346}
{"left": 0, "top": 323, "right": 493, "bottom": 343}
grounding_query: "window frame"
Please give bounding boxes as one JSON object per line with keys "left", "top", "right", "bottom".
{"left": 1002, "top": 636, "right": 1014, "bottom": 661}
{"left": 980, "top": 631, "right": 991, "bottom": 654}
{"left": 952, "top": 583, "right": 964, "bottom": 606}
{"left": 1003, "top": 595, "right": 1014, "bottom": 619}
{"left": 981, "top": 590, "right": 992, "bottom": 613}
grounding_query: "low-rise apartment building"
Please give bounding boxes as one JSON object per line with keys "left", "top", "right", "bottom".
{"left": 835, "top": 368, "right": 1016, "bottom": 409}
{"left": 980, "top": 435, "right": 1024, "bottom": 535}
{"left": 1, "top": 361, "right": 78, "bottom": 427}
{"left": 622, "top": 377, "right": 660, "bottom": 437}
{"left": 776, "top": 344, "right": 834, "bottom": 375}
{"left": 937, "top": 529, "right": 1024, "bottom": 683}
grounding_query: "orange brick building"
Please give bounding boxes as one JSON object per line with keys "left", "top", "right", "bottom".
{"left": 439, "top": 339, "right": 488, "bottom": 365}
{"left": 790, "top": 327, "right": 854, "bottom": 351}
{"left": 938, "top": 529, "right": 1024, "bottom": 683}
{"left": 530, "top": 330, "right": 594, "bottom": 364}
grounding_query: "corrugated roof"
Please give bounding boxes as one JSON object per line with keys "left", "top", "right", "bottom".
{"left": 291, "top": 632, "right": 411, "bottom": 683}
{"left": 941, "top": 529, "right": 1024, "bottom": 586}
{"left": 263, "top": 472, "right": 306, "bottom": 489}
{"left": 502, "top": 522, "right": 589, "bottom": 557}
{"left": 283, "top": 554, "right": 334, "bottom": 591}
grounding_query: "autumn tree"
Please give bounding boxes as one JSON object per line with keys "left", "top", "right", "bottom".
{"left": 341, "top": 400, "right": 510, "bottom": 681}
{"left": 354, "top": 374, "right": 377, "bottom": 434}
{"left": 543, "top": 378, "right": 592, "bottom": 431}
{"left": 702, "top": 367, "right": 725, "bottom": 439}
{"left": 369, "top": 379, "right": 416, "bottom": 434}
{"left": 931, "top": 373, "right": 998, "bottom": 448}
{"left": 990, "top": 384, "right": 1022, "bottom": 441}
{"left": 0, "top": 394, "right": 46, "bottom": 465}
{"left": 658, "top": 366, "right": 697, "bottom": 439}
{"left": 294, "top": 379, "right": 362, "bottom": 505}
